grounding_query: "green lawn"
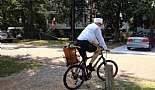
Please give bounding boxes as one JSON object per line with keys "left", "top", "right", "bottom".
{"left": 116, "top": 77, "right": 155, "bottom": 90}
{"left": 19, "top": 39, "right": 69, "bottom": 46}
{"left": 0, "top": 55, "right": 42, "bottom": 77}
{"left": 18, "top": 39, "right": 124, "bottom": 49}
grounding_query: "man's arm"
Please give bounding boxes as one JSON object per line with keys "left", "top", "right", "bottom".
{"left": 95, "top": 29, "right": 107, "bottom": 49}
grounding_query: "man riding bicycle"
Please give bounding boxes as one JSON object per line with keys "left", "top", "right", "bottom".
{"left": 76, "top": 18, "right": 108, "bottom": 71}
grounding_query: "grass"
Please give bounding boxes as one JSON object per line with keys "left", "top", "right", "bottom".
{"left": 0, "top": 55, "right": 42, "bottom": 77}
{"left": 116, "top": 77, "right": 155, "bottom": 90}
{"left": 18, "top": 39, "right": 69, "bottom": 47}
{"left": 18, "top": 39, "right": 125, "bottom": 49}
{"left": 18, "top": 39, "right": 49, "bottom": 46}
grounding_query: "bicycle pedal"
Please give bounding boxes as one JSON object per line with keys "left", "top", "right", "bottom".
{"left": 80, "top": 75, "right": 88, "bottom": 81}
{"left": 87, "top": 74, "right": 92, "bottom": 80}
{"left": 87, "top": 64, "right": 95, "bottom": 71}
{"left": 80, "top": 77, "right": 85, "bottom": 81}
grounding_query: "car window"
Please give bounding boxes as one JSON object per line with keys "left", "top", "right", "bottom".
{"left": 131, "top": 32, "right": 150, "bottom": 37}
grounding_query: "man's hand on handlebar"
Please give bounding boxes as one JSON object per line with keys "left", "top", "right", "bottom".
{"left": 105, "top": 49, "right": 110, "bottom": 52}
{"left": 99, "top": 46, "right": 110, "bottom": 52}
{"left": 99, "top": 46, "right": 104, "bottom": 50}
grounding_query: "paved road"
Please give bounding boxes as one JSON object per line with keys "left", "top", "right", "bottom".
{"left": 111, "top": 45, "right": 155, "bottom": 55}
{"left": 1, "top": 43, "right": 155, "bottom": 90}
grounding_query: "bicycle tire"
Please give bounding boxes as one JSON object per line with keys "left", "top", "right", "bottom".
{"left": 63, "top": 64, "right": 85, "bottom": 89}
{"left": 97, "top": 60, "right": 118, "bottom": 81}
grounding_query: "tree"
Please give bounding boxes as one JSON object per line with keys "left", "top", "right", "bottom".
{"left": 1, "top": 0, "right": 155, "bottom": 40}
{"left": 47, "top": 0, "right": 71, "bottom": 24}
{"left": 96, "top": 0, "right": 155, "bottom": 41}
{"left": 0, "top": 0, "right": 50, "bottom": 39}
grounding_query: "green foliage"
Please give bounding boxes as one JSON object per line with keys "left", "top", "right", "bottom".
{"left": 96, "top": 0, "right": 155, "bottom": 24}
{"left": 0, "top": 0, "right": 49, "bottom": 39}
{"left": 1, "top": 0, "right": 155, "bottom": 39}
{"left": 47, "top": 0, "right": 70, "bottom": 23}
{"left": 95, "top": 0, "right": 155, "bottom": 41}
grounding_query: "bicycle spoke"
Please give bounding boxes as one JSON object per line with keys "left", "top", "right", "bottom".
{"left": 98, "top": 64, "right": 106, "bottom": 78}
{"left": 97, "top": 60, "right": 118, "bottom": 81}
{"left": 63, "top": 65, "right": 84, "bottom": 89}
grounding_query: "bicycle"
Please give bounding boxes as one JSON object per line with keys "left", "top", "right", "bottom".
{"left": 63, "top": 43, "right": 118, "bottom": 89}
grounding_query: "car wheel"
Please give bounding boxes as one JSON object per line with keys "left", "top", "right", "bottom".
{"left": 146, "top": 48, "right": 151, "bottom": 51}
{"left": 127, "top": 47, "right": 131, "bottom": 50}
{"left": 147, "top": 45, "right": 151, "bottom": 51}
{"left": 8, "top": 39, "right": 13, "bottom": 43}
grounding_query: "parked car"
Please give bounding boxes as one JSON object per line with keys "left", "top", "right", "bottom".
{"left": 127, "top": 31, "right": 154, "bottom": 51}
{"left": 0, "top": 31, "right": 7, "bottom": 41}
{"left": 7, "top": 27, "right": 23, "bottom": 40}
{"left": 0, "top": 27, "right": 23, "bottom": 42}
{"left": 0, "top": 30, "right": 14, "bottom": 42}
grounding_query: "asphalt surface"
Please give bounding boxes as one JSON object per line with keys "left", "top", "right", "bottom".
{"left": 111, "top": 45, "right": 155, "bottom": 55}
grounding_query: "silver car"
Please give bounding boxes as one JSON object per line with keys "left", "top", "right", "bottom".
{"left": 0, "top": 32, "right": 8, "bottom": 42}
{"left": 127, "top": 31, "right": 154, "bottom": 51}
{"left": 0, "top": 31, "right": 14, "bottom": 42}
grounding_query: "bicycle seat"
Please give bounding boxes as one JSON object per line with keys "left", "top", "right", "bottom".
{"left": 68, "top": 41, "right": 81, "bottom": 48}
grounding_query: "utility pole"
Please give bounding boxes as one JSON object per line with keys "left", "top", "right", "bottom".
{"left": 89, "top": 0, "right": 96, "bottom": 23}
{"left": 27, "top": 0, "right": 33, "bottom": 39}
{"left": 89, "top": 0, "right": 93, "bottom": 23}
{"left": 1, "top": 0, "right": 7, "bottom": 29}
{"left": 71, "top": 0, "right": 75, "bottom": 41}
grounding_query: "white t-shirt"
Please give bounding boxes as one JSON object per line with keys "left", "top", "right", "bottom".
{"left": 77, "top": 23, "right": 107, "bottom": 49}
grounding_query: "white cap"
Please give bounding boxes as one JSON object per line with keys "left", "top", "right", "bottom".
{"left": 94, "top": 18, "right": 103, "bottom": 24}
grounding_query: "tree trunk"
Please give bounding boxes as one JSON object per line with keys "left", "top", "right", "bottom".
{"left": 112, "top": 13, "right": 120, "bottom": 42}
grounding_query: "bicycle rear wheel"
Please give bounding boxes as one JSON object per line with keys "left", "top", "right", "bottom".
{"left": 97, "top": 60, "right": 118, "bottom": 81}
{"left": 63, "top": 65, "right": 85, "bottom": 89}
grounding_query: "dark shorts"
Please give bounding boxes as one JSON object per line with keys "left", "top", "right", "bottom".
{"left": 76, "top": 40, "right": 97, "bottom": 59}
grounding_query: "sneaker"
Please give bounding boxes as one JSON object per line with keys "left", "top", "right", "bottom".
{"left": 87, "top": 64, "right": 95, "bottom": 71}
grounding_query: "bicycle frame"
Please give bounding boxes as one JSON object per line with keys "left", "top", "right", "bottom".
{"left": 76, "top": 50, "right": 108, "bottom": 79}
{"left": 68, "top": 43, "right": 108, "bottom": 79}
{"left": 92, "top": 50, "right": 107, "bottom": 69}
{"left": 79, "top": 57, "right": 90, "bottom": 78}
{"left": 76, "top": 48, "right": 108, "bottom": 70}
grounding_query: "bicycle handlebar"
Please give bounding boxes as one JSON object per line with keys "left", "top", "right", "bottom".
{"left": 101, "top": 49, "right": 111, "bottom": 53}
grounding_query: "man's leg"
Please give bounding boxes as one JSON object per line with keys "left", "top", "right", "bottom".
{"left": 87, "top": 43, "right": 101, "bottom": 71}
{"left": 90, "top": 46, "right": 101, "bottom": 64}
{"left": 76, "top": 40, "right": 87, "bottom": 62}
{"left": 77, "top": 48, "right": 87, "bottom": 61}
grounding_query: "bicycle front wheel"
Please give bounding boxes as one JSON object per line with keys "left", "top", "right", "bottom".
{"left": 63, "top": 65, "right": 85, "bottom": 89}
{"left": 97, "top": 60, "right": 118, "bottom": 81}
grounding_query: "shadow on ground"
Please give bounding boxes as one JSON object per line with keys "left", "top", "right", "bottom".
{"left": 14, "top": 54, "right": 65, "bottom": 66}
{"left": 1, "top": 55, "right": 155, "bottom": 90}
